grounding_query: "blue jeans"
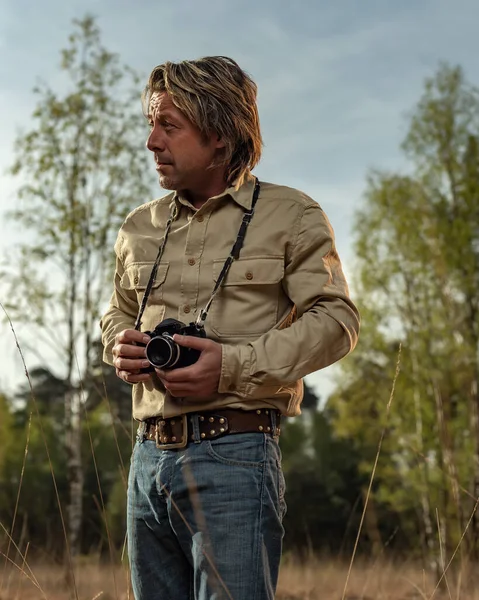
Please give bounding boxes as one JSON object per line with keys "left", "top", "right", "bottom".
{"left": 127, "top": 427, "right": 286, "bottom": 600}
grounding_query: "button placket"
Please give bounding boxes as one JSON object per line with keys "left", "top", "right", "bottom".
{"left": 180, "top": 209, "right": 208, "bottom": 320}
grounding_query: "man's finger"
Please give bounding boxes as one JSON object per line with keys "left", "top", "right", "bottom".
{"left": 173, "top": 334, "right": 211, "bottom": 350}
{"left": 113, "top": 343, "right": 147, "bottom": 358}
{"left": 116, "top": 329, "right": 151, "bottom": 345}
{"left": 117, "top": 369, "right": 152, "bottom": 384}
{"left": 115, "top": 357, "right": 150, "bottom": 371}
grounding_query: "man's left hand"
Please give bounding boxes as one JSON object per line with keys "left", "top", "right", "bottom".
{"left": 155, "top": 335, "right": 222, "bottom": 398}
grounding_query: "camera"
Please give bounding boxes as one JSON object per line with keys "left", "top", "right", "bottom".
{"left": 143, "top": 318, "right": 206, "bottom": 370}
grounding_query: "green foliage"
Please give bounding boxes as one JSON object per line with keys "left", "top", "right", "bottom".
{"left": 81, "top": 399, "right": 132, "bottom": 555}
{"left": 0, "top": 378, "right": 133, "bottom": 558}
{"left": 280, "top": 384, "right": 365, "bottom": 556}
{"left": 0, "top": 403, "right": 68, "bottom": 558}
{"left": 331, "top": 63, "right": 479, "bottom": 561}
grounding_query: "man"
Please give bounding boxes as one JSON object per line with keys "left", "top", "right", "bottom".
{"left": 101, "top": 56, "right": 360, "bottom": 600}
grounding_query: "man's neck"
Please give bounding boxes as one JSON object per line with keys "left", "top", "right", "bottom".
{"left": 181, "top": 172, "right": 229, "bottom": 209}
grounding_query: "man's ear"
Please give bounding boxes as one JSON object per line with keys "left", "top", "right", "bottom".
{"left": 213, "top": 132, "right": 226, "bottom": 149}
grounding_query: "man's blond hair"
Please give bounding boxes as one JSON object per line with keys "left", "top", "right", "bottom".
{"left": 142, "top": 56, "right": 262, "bottom": 188}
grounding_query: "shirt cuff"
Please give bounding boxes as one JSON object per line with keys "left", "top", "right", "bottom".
{"left": 103, "top": 350, "right": 115, "bottom": 367}
{"left": 219, "top": 343, "right": 252, "bottom": 397}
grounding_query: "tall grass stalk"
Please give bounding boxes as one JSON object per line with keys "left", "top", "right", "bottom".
{"left": 341, "top": 343, "right": 402, "bottom": 600}
{"left": 0, "top": 302, "right": 78, "bottom": 600}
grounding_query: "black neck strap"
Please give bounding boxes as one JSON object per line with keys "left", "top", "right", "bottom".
{"left": 134, "top": 177, "right": 261, "bottom": 331}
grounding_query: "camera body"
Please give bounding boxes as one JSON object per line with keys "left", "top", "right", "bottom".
{"left": 144, "top": 318, "right": 206, "bottom": 370}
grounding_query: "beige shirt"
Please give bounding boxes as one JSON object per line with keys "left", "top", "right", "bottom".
{"left": 100, "top": 175, "right": 360, "bottom": 420}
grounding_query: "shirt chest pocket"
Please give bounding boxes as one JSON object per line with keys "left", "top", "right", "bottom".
{"left": 121, "top": 262, "right": 169, "bottom": 331}
{"left": 210, "top": 256, "right": 284, "bottom": 338}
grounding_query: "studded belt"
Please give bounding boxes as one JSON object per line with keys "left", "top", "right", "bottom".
{"left": 141, "top": 408, "right": 282, "bottom": 450}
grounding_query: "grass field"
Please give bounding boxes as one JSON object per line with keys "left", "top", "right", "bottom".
{"left": 0, "top": 556, "right": 474, "bottom": 600}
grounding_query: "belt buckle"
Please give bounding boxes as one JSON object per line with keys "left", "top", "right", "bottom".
{"left": 155, "top": 415, "right": 188, "bottom": 450}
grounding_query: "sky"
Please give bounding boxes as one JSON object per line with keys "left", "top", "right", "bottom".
{"left": 1, "top": 0, "right": 479, "bottom": 402}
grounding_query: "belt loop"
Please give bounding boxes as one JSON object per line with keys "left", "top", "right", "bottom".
{"left": 136, "top": 421, "right": 147, "bottom": 444}
{"left": 190, "top": 414, "right": 201, "bottom": 444}
{"left": 270, "top": 410, "right": 282, "bottom": 439}
{"left": 270, "top": 410, "right": 277, "bottom": 437}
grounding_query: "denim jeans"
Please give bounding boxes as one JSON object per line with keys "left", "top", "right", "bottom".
{"left": 127, "top": 425, "right": 286, "bottom": 600}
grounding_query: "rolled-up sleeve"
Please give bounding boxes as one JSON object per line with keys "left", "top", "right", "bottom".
{"left": 219, "top": 202, "right": 360, "bottom": 397}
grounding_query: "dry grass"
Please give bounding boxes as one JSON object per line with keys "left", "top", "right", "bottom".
{"left": 1, "top": 557, "right": 479, "bottom": 600}
{"left": 278, "top": 557, "right": 437, "bottom": 600}
{"left": 0, "top": 560, "right": 130, "bottom": 600}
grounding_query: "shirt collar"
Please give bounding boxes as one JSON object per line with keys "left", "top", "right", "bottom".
{"left": 173, "top": 172, "right": 256, "bottom": 212}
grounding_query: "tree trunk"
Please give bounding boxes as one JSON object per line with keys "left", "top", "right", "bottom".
{"left": 433, "top": 381, "right": 464, "bottom": 554}
{"left": 412, "top": 378, "right": 439, "bottom": 576}
{"left": 66, "top": 388, "right": 83, "bottom": 557}
{"left": 65, "top": 171, "right": 83, "bottom": 567}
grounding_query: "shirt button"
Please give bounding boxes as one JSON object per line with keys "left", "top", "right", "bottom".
{"left": 188, "top": 258, "right": 196, "bottom": 266}
{"left": 197, "top": 215, "right": 204, "bottom": 222}
{"left": 134, "top": 276, "right": 139, "bottom": 284}
{"left": 184, "top": 305, "right": 191, "bottom": 314}
{"left": 245, "top": 272, "right": 254, "bottom": 280}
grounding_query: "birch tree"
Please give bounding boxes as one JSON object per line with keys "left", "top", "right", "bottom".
{"left": 2, "top": 15, "right": 153, "bottom": 560}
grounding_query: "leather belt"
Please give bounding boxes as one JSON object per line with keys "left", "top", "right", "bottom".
{"left": 140, "top": 408, "right": 281, "bottom": 450}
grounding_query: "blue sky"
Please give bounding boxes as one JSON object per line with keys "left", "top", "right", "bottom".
{"left": 1, "top": 0, "right": 479, "bottom": 400}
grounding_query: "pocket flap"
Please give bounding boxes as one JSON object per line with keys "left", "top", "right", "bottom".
{"left": 121, "top": 262, "right": 169, "bottom": 290}
{"left": 213, "top": 256, "right": 284, "bottom": 286}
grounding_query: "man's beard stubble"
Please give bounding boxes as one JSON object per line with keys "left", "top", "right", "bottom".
{"left": 158, "top": 173, "right": 176, "bottom": 191}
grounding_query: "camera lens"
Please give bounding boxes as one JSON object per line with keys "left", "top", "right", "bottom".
{"left": 146, "top": 334, "right": 180, "bottom": 368}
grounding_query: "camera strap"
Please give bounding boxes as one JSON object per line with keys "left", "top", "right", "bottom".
{"left": 195, "top": 177, "right": 260, "bottom": 327}
{"left": 134, "top": 177, "right": 261, "bottom": 331}
{"left": 134, "top": 205, "right": 178, "bottom": 331}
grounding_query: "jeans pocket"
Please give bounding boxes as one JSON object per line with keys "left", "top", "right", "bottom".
{"left": 206, "top": 433, "right": 266, "bottom": 467}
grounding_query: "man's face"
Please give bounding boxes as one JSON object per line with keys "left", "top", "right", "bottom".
{"left": 146, "top": 92, "right": 224, "bottom": 192}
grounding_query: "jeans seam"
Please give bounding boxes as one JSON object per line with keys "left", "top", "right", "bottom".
{"left": 252, "top": 434, "right": 267, "bottom": 600}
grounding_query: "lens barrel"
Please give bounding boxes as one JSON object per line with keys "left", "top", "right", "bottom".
{"left": 145, "top": 334, "right": 180, "bottom": 368}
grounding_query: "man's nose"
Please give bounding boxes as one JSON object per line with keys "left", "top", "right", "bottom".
{"left": 146, "top": 125, "right": 165, "bottom": 152}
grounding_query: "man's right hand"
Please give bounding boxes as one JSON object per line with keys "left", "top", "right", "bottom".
{"left": 112, "top": 329, "right": 153, "bottom": 384}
